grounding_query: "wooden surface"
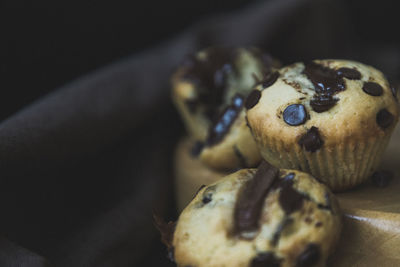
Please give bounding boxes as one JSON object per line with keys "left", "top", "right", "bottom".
{"left": 331, "top": 125, "right": 400, "bottom": 266}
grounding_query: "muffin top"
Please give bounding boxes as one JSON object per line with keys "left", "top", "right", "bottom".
{"left": 173, "top": 162, "right": 341, "bottom": 267}
{"left": 246, "top": 60, "right": 399, "bottom": 150}
{"left": 171, "top": 46, "right": 279, "bottom": 170}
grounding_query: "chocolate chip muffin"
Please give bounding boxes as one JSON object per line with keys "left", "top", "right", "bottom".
{"left": 172, "top": 46, "right": 279, "bottom": 171}
{"left": 246, "top": 60, "right": 400, "bottom": 191}
{"left": 173, "top": 161, "right": 341, "bottom": 267}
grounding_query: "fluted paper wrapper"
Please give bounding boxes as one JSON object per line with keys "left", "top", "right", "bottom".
{"left": 260, "top": 131, "right": 394, "bottom": 192}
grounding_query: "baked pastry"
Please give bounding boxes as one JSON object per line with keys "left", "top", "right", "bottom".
{"left": 246, "top": 59, "right": 400, "bottom": 191}
{"left": 173, "top": 161, "right": 341, "bottom": 267}
{"left": 172, "top": 46, "right": 279, "bottom": 171}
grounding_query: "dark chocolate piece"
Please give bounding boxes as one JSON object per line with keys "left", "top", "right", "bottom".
{"left": 371, "top": 170, "right": 394, "bottom": 187}
{"left": 245, "top": 90, "right": 262, "bottom": 110}
{"left": 296, "top": 243, "right": 321, "bottom": 267}
{"left": 376, "top": 108, "right": 394, "bottom": 129}
{"left": 283, "top": 104, "right": 308, "bottom": 126}
{"left": 298, "top": 127, "right": 324, "bottom": 152}
{"left": 303, "top": 62, "right": 345, "bottom": 95}
{"left": 234, "top": 161, "right": 279, "bottom": 235}
{"left": 191, "top": 141, "right": 204, "bottom": 157}
{"left": 251, "top": 252, "right": 281, "bottom": 267}
{"left": 206, "top": 94, "right": 244, "bottom": 146}
{"left": 336, "top": 67, "right": 361, "bottom": 80}
{"left": 362, "top": 82, "right": 383, "bottom": 96}
{"left": 310, "top": 94, "right": 338, "bottom": 112}
{"left": 182, "top": 47, "right": 238, "bottom": 120}
{"left": 262, "top": 71, "right": 279, "bottom": 89}
{"left": 278, "top": 175, "right": 305, "bottom": 214}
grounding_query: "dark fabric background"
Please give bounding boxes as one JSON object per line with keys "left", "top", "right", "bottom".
{"left": 0, "top": 0, "right": 399, "bottom": 266}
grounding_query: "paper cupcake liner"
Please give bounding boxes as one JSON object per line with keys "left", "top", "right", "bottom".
{"left": 259, "top": 134, "right": 392, "bottom": 191}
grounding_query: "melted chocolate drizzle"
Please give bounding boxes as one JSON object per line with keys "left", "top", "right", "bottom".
{"left": 182, "top": 47, "right": 238, "bottom": 119}
{"left": 304, "top": 62, "right": 345, "bottom": 95}
{"left": 206, "top": 94, "right": 244, "bottom": 146}
{"left": 233, "top": 161, "right": 279, "bottom": 235}
{"left": 303, "top": 62, "right": 348, "bottom": 113}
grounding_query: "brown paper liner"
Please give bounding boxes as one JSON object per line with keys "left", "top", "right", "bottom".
{"left": 260, "top": 131, "right": 393, "bottom": 192}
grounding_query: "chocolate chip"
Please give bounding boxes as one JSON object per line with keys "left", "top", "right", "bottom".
{"left": 371, "top": 170, "right": 394, "bottom": 187}
{"left": 376, "top": 108, "right": 394, "bottom": 129}
{"left": 363, "top": 82, "right": 383, "bottom": 96}
{"left": 278, "top": 177, "right": 305, "bottom": 214}
{"left": 336, "top": 67, "right": 361, "bottom": 80}
{"left": 296, "top": 243, "right": 321, "bottom": 267}
{"left": 262, "top": 71, "right": 279, "bottom": 89}
{"left": 315, "top": 222, "right": 323, "bottom": 227}
{"left": 303, "top": 62, "right": 345, "bottom": 95}
{"left": 206, "top": 94, "right": 244, "bottom": 146}
{"left": 234, "top": 161, "right": 279, "bottom": 236}
{"left": 202, "top": 195, "right": 212, "bottom": 204}
{"left": 191, "top": 141, "right": 204, "bottom": 157}
{"left": 310, "top": 95, "right": 338, "bottom": 112}
{"left": 251, "top": 252, "right": 281, "bottom": 267}
{"left": 245, "top": 90, "right": 261, "bottom": 110}
{"left": 298, "top": 127, "right": 323, "bottom": 152}
{"left": 283, "top": 104, "right": 308, "bottom": 126}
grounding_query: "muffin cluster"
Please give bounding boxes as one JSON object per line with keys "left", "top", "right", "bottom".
{"left": 172, "top": 46, "right": 280, "bottom": 171}
{"left": 165, "top": 46, "right": 399, "bottom": 267}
